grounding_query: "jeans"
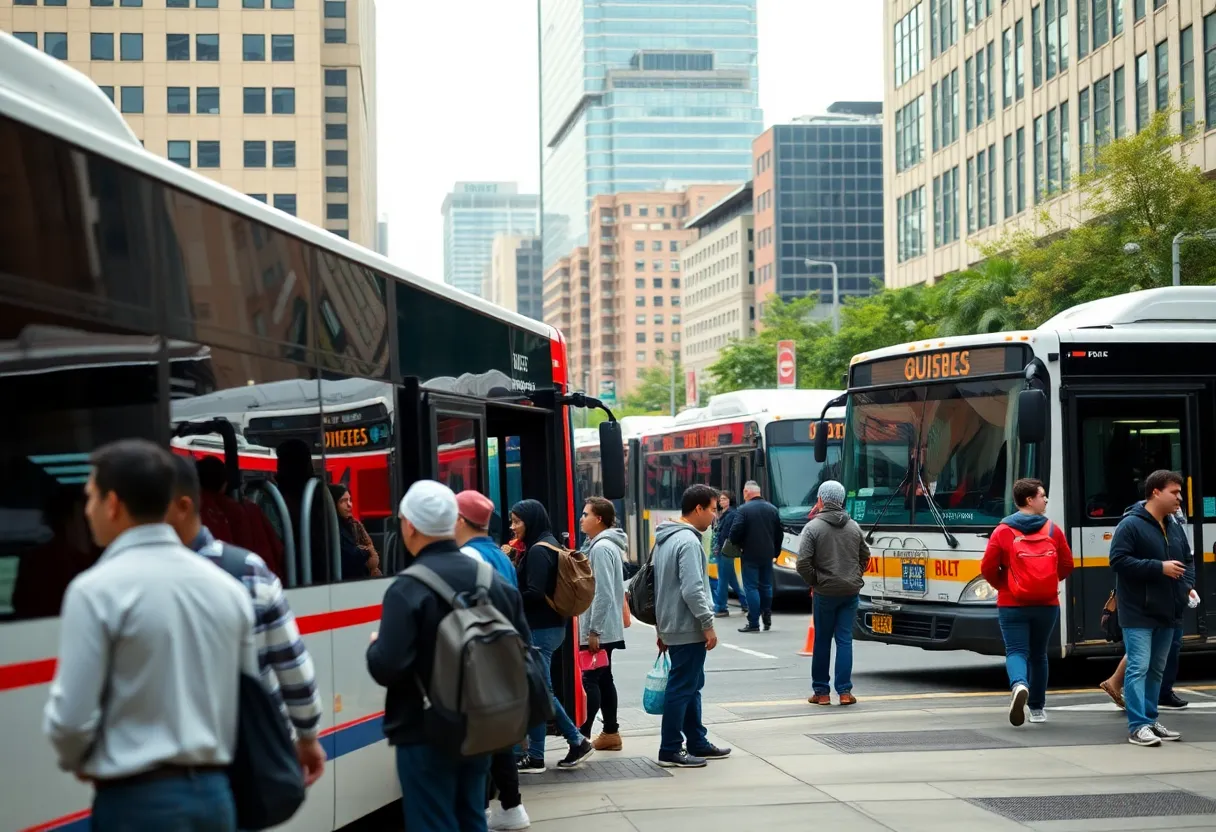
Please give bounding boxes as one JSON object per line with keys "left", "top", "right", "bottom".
{"left": 525, "top": 626, "right": 583, "bottom": 760}
{"left": 811, "top": 593, "right": 860, "bottom": 695}
{"left": 396, "top": 743, "right": 491, "bottom": 832}
{"left": 581, "top": 646, "right": 618, "bottom": 735}
{"left": 1160, "top": 625, "right": 1183, "bottom": 700}
{"left": 741, "top": 560, "right": 773, "bottom": 628}
{"left": 91, "top": 770, "right": 236, "bottom": 832}
{"left": 713, "top": 555, "right": 746, "bottom": 613}
{"left": 660, "top": 642, "right": 710, "bottom": 755}
{"left": 1124, "top": 626, "right": 1174, "bottom": 731}
{"left": 997, "top": 605, "right": 1058, "bottom": 710}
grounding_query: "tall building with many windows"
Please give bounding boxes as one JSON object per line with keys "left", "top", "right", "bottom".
{"left": 1, "top": 0, "right": 377, "bottom": 247}
{"left": 441, "top": 182, "right": 539, "bottom": 297}
{"left": 539, "top": 0, "right": 763, "bottom": 270}
{"left": 486, "top": 234, "right": 544, "bottom": 321}
{"left": 886, "top": 0, "right": 1216, "bottom": 288}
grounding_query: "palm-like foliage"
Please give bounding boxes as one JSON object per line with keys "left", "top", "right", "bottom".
{"left": 937, "top": 257, "right": 1032, "bottom": 336}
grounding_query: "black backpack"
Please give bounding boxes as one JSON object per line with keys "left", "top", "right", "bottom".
{"left": 627, "top": 544, "right": 658, "bottom": 626}
{"left": 216, "top": 545, "right": 307, "bottom": 830}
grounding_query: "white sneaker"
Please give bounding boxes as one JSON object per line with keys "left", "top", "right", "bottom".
{"left": 488, "top": 803, "right": 532, "bottom": 830}
{"left": 1009, "top": 683, "right": 1029, "bottom": 726}
{"left": 1129, "top": 725, "right": 1162, "bottom": 747}
{"left": 1150, "top": 722, "right": 1181, "bottom": 742}
{"left": 1028, "top": 708, "right": 1047, "bottom": 724}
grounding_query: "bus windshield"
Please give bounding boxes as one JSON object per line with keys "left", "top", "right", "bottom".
{"left": 768, "top": 443, "right": 843, "bottom": 524}
{"left": 843, "top": 378, "right": 1022, "bottom": 527}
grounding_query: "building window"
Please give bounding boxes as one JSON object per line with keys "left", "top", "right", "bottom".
{"left": 1093, "top": 0, "right": 1110, "bottom": 47}
{"left": 44, "top": 0, "right": 67, "bottom": 4}
{"left": 197, "top": 0, "right": 217, "bottom": 6}
{"left": 243, "top": 34, "right": 265, "bottom": 61}
{"left": 1033, "top": 115, "right": 1044, "bottom": 204}
{"left": 325, "top": 68, "right": 348, "bottom": 86}
{"left": 932, "top": 166, "right": 959, "bottom": 246}
{"left": 244, "top": 141, "right": 267, "bottom": 168}
{"left": 196, "top": 34, "right": 219, "bottom": 61}
{"left": 654, "top": 333, "right": 666, "bottom": 344}
{"left": 325, "top": 149, "right": 348, "bottom": 166}
{"left": 14, "top": 32, "right": 37, "bottom": 48}
{"left": 635, "top": 314, "right": 646, "bottom": 324}
{"left": 1032, "top": 4, "right": 1043, "bottom": 89}
{"left": 1016, "top": 126, "right": 1026, "bottom": 214}
{"left": 326, "top": 203, "right": 349, "bottom": 220}
{"left": 93, "top": 0, "right": 115, "bottom": 4}
{"left": 671, "top": 260, "right": 680, "bottom": 271}
{"left": 197, "top": 141, "right": 220, "bottom": 169}
{"left": 1043, "top": 0, "right": 1068, "bottom": 80}
{"left": 1015, "top": 18, "right": 1025, "bottom": 100}
{"left": 325, "top": 96, "right": 348, "bottom": 113}
{"left": 324, "top": 28, "right": 347, "bottom": 44}
{"left": 1094, "top": 74, "right": 1112, "bottom": 146}
{"left": 654, "top": 296, "right": 664, "bottom": 307}
{"left": 272, "top": 87, "right": 295, "bottom": 114}
{"left": 326, "top": 123, "right": 348, "bottom": 140}
{"left": 1078, "top": 0, "right": 1089, "bottom": 59}
{"left": 324, "top": 0, "right": 346, "bottom": 15}
{"left": 1113, "top": 65, "right": 1126, "bottom": 138}
{"left": 243, "top": 88, "right": 266, "bottom": 114}
{"left": 1003, "top": 135, "right": 1015, "bottom": 219}
{"left": 120, "top": 33, "right": 143, "bottom": 61}
{"left": 1002, "top": 27, "right": 1014, "bottom": 108}
{"left": 963, "top": 0, "right": 992, "bottom": 32}
{"left": 1114, "top": 0, "right": 1124, "bottom": 34}
{"left": 653, "top": 260, "right": 663, "bottom": 272}
{"left": 272, "top": 141, "right": 296, "bottom": 168}
{"left": 1046, "top": 107, "right": 1060, "bottom": 195}
{"left": 98, "top": 84, "right": 115, "bottom": 102}
{"left": 636, "top": 333, "right": 646, "bottom": 344}
{"left": 634, "top": 279, "right": 645, "bottom": 289}
{"left": 1060, "top": 100, "right": 1071, "bottom": 189}
{"left": 243, "top": 0, "right": 265, "bottom": 6}
{"left": 167, "top": 0, "right": 188, "bottom": 5}
{"left": 635, "top": 297, "right": 645, "bottom": 307}
{"left": 166, "top": 34, "right": 190, "bottom": 61}
{"left": 931, "top": 69, "right": 960, "bottom": 150}
{"left": 197, "top": 87, "right": 219, "bottom": 114}
{"left": 930, "top": 0, "right": 957, "bottom": 58}
{"left": 1134, "top": 51, "right": 1149, "bottom": 131}
{"left": 273, "top": 194, "right": 297, "bottom": 216}
{"left": 1182, "top": 25, "right": 1196, "bottom": 134}
{"left": 120, "top": 85, "right": 143, "bottom": 113}
{"left": 91, "top": 34, "right": 114, "bottom": 61}
{"left": 326, "top": 176, "right": 348, "bottom": 193}
{"left": 167, "top": 140, "right": 191, "bottom": 168}
{"left": 1135, "top": 0, "right": 1145, "bottom": 21}
{"left": 652, "top": 278, "right": 663, "bottom": 288}
{"left": 167, "top": 86, "right": 190, "bottom": 114}
{"left": 271, "top": 0, "right": 294, "bottom": 6}
{"left": 1155, "top": 39, "right": 1168, "bottom": 113}
{"left": 271, "top": 34, "right": 294, "bottom": 61}
{"left": 651, "top": 240, "right": 662, "bottom": 252}
{"left": 1079, "top": 87, "right": 1092, "bottom": 173}
{"left": 966, "top": 156, "right": 976, "bottom": 234}
{"left": 896, "top": 187, "right": 926, "bottom": 262}
{"left": 894, "top": 4, "right": 924, "bottom": 88}
{"left": 894, "top": 95, "right": 924, "bottom": 171}
{"left": 248, "top": 193, "right": 267, "bottom": 203}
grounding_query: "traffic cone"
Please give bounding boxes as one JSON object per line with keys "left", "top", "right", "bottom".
{"left": 797, "top": 617, "right": 816, "bottom": 657}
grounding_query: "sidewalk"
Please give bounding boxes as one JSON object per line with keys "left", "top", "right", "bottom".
{"left": 516, "top": 697, "right": 1216, "bottom": 831}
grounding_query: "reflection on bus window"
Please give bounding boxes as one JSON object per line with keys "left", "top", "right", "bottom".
{"left": 1080, "top": 406, "right": 1183, "bottom": 520}
{"left": 438, "top": 417, "right": 479, "bottom": 493}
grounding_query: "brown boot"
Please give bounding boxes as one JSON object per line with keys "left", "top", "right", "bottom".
{"left": 808, "top": 694, "right": 832, "bottom": 706}
{"left": 838, "top": 693, "right": 858, "bottom": 706}
{"left": 592, "top": 731, "right": 623, "bottom": 751}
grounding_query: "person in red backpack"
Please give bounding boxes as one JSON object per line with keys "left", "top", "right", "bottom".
{"left": 981, "top": 478, "right": 1074, "bottom": 727}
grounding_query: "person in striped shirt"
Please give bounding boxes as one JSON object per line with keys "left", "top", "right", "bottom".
{"left": 165, "top": 454, "right": 327, "bottom": 786}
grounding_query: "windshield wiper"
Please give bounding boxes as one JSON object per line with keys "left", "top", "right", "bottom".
{"left": 864, "top": 466, "right": 913, "bottom": 544}
{"left": 915, "top": 468, "right": 960, "bottom": 549}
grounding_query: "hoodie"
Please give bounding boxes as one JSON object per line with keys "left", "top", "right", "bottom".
{"left": 649, "top": 520, "right": 715, "bottom": 646}
{"left": 1109, "top": 501, "right": 1193, "bottom": 628}
{"left": 579, "top": 527, "right": 628, "bottom": 649}
{"left": 795, "top": 506, "right": 870, "bottom": 596}
{"left": 511, "top": 499, "right": 565, "bottom": 631}
{"left": 980, "top": 512, "right": 1074, "bottom": 607}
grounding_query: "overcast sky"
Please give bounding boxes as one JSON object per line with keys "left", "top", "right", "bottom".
{"left": 376, "top": 1, "right": 884, "bottom": 281}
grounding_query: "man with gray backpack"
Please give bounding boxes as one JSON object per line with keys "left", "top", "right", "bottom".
{"left": 367, "top": 480, "right": 545, "bottom": 832}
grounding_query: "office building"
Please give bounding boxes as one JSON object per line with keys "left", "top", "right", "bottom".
{"left": 441, "top": 182, "right": 539, "bottom": 296}
{"left": 539, "top": 0, "right": 763, "bottom": 269}
{"left": 486, "top": 234, "right": 544, "bottom": 321}
{"left": 681, "top": 183, "right": 755, "bottom": 379}
{"left": 752, "top": 103, "right": 885, "bottom": 319}
{"left": 2, "top": 0, "right": 379, "bottom": 248}
{"left": 885, "top": 0, "right": 1216, "bottom": 287}
{"left": 545, "top": 184, "right": 734, "bottom": 399}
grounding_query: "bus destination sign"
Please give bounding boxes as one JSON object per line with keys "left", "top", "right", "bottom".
{"left": 852, "top": 344, "right": 1028, "bottom": 388}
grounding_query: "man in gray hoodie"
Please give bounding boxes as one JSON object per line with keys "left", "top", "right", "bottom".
{"left": 651, "top": 484, "right": 731, "bottom": 768}
{"left": 796, "top": 480, "right": 870, "bottom": 706}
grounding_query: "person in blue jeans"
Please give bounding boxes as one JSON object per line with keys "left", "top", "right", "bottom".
{"left": 730, "top": 481, "right": 783, "bottom": 633}
{"left": 1109, "top": 470, "right": 1193, "bottom": 747}
{"left": 795, "top": 481, "right": 870, "bottom": 705}
{"left": 711, "top": 491, "right": 747, "bottom": 617}
{"left": 510, "top": 499, "right": 596, "bottom": 773}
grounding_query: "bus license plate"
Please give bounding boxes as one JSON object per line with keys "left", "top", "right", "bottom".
{"left": 902, "top": 562, "right": 926, "bottom": 593}
{"left": 872, "top": 614, "right": 893, "bottom": 634}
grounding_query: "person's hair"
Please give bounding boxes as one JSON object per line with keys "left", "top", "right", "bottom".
{"left": 1012, "top": 478, "right": 1045, "bottom": 508}
{"left": 719, "top": 491, "right": 735, "bottom": 508}
{"left": 169, "top": 453, "right": 201, "bottom": 513}
{"left": 681, "top": 484, "right": 720, "bottom": 516}
{"left": 584, "top": 496, "right": 616, "bottom": 528}
{"left": 329, "top": 483, "right": 350, "bottom": 505}
{"left": 1145, "top": 469, "right": 1184, "bottom": 500}
{"left": 89, "top": 439, "right": 176, "bottom": 523}
{"left": 743, "top": 480, "right": 761, "bottom": 493}
{"left": 196, "top": 455, "right": 227, "bottom": 493}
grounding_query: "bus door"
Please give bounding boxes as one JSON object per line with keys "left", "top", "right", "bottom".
{"left": 1065, "top": 389, "right": 1205, "bottom": 646}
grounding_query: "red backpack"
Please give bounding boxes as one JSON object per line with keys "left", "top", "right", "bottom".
{"left": 1004, "top": 521, "right": 1061, "bottom": 603}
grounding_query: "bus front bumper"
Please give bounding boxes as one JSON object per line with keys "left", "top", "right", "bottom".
{"left": 853, "top": 597, "right": 1005, "bottom": 656}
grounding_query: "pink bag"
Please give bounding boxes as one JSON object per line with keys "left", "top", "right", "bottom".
{"left": 578, "top": 649, "right": 610, "bottom": 672}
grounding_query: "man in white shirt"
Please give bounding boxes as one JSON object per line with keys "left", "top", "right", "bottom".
{"left": 43, "top": 439, "right": 257, "bottom": 831}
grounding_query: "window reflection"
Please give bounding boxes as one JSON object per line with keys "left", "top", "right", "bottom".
{"left": 437, "top": 417, "right": 479, "bottom": 494}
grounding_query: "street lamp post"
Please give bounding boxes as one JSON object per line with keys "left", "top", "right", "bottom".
{"left": 804, "top": 258, "right": 840, "bottom": 333}
{"left": 1172, "top": 229, "right": 1216, "bottom": 287}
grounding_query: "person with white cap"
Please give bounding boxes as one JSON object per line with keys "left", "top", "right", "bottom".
{"left": 795, "top": 480, "right": 870, "bottom": 706}
{"left": 367, "top": 480, "right": 531, "bottom": 832}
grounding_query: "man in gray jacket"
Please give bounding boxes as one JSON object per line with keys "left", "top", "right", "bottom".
{"left": 578, "top": 497, "right": 628, "bottom": 750}
{"left": 796, "top": 480, "right": 870, "bottom": 706}
{"left": 652, "top": 484, "right": 731, "bottom": 768}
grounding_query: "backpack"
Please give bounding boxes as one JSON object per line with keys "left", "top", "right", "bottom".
{"left": 627, "top": 544, "right": 658, "bottom": 626}
{"left": 537, "top": 541, "right": 596, "bottom": 618}
{"left": 405, "top": 560, "right": 536, "bottom": 758}
{"left": 1004, "top": 520, "right": 1061, "bottom": 604}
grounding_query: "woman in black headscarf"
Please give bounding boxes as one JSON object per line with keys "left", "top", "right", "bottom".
{"left": 330, "top": 484, "right": 381, "bottom": 580}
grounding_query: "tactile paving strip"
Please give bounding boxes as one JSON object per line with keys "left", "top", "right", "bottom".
{"left": 523, "top": 756, "right": 672, "bottom": 785}
{"left": 968, "top": 791, "right": 1216, "bottom": 822}
{"left": 807, "top": 729, "right": 1021, "bottom": 754}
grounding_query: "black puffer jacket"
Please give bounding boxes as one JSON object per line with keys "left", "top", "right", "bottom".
{"left": 511, "top": 499, "right": 565, "bottom": 631}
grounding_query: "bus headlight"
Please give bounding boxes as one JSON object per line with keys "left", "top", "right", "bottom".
{"left": 959, "top": 576, "right": 998, "bottom": 604}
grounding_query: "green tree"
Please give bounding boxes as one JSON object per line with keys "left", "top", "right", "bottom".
{"left": 617, "top": 351, "right": 715, "bottom": 415}
{"left": 936, "top": 257, "right": 1032, "bottom": 335}
{"left": 707, "top": 296, "right": 828, "bottom": 392}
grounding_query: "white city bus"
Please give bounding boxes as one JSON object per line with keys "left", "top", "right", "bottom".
{"left": 817, "top": 286, "right": 1216, "bottom": 657}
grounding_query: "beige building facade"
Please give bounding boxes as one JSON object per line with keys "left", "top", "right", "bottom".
{"left": 885, "top": 0, "right": 1216, "bottom": 288}
{"left": 681, "top": 183, "right": 755, "bottom": 381}
{"left": 1, "top": 0, "right": 377, "bottom": 248}
{"left": 485, "top": 234, "right": 543, "bottom": 321}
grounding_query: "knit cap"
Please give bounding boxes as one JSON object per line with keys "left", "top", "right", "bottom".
{"left": 817, "top": 480, "right": 846, "bottom": 509}
{"left": 398, "top": 480, "right": 458, "bottom": 537}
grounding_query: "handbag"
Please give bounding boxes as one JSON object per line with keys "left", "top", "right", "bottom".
{"left": 721, "top": 539, "right": 742, "bottom": 559}
{"left": 642, "top": 652, "right": 670, "bottom": 715}
{"left": 1100, "top": 590, "right": 1122, "bottom": 643}
{"left": 578, "top": 649, "right": 610, "bottom": 672}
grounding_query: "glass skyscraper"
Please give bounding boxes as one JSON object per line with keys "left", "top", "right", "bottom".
{"left": 539, "top": 0, "right": 763, "bottom": 267}
{"left": 441, "top": 182, "right": 539, "bottom": 296}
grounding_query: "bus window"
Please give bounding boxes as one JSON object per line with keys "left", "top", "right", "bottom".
{"left": 1079, "top": 399, "right": 1185, "bottom": 520}
{"left": 437, "top": 416, "right": 480, "bottom": 494}
{"left": 710, "top": 455, "right": 723, "bottom": 492}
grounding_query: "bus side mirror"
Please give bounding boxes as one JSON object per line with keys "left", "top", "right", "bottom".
{"left": 752, "top": 447, "right": 765, "bottom": 470}
{"left": 599, "top": 420, "right": 625, "bottom": 500}
{"left": 813, "top": 420, "right": 829, "bottom": 463}
{"left": 1018, "top": 389, "right": 1047, "bottom": 444}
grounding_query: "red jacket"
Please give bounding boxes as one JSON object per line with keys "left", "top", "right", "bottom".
{"left": 980, "top": 517, "right": 1074, "bottom": 607}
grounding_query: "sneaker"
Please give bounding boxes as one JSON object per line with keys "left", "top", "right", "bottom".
{"left": 488, "top": 804, "right": 532, "bottom": 831}
{"left": 1028, "top": 708, "right": 1047, "bottom": 724}
{"left": 1129, "top": 725, "right": 1162, "bottom": 747}
{"left": 1009, "top": 683, "right": 1029, "bottom": 727}
{"left": 1149, "top": 722, "right": 1181, "bottom": 742}
{"left": 689, "top": 744, "right": 731, "bottom": 760}
{"left": 838, "top": 692, "right": 858, "bottom": 706}
{"left": 556, "top": 739, "right": 595, "bottom": 769}
{"left": 714, "top": 610, "right": 730, "bottom": 618}
{"left": 808, "top": 693, "right": 832, "bottom": 705}
{"left": 517, "top": 756, "right": 546, "bottom": 774}
{"left": 1159, "top": 692, "right": 1189, "bottom": 710}
{"left": 762, "top": 613, "right": 772, "bottom": 631}
{"left": 1099, "top": 680, "right": 1126, "bottom": 709}
{"left": 592, "top": 731, "right": 622, "bottom": 751}
{"left": 738, "top": 624, "right": 761, "bottom": 633}
{"left": 657, "top": 750, "right": 707, "bottom": 768}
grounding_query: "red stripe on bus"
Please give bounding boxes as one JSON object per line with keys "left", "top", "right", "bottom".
{"left": 0, "top": 658, "right": 57, "bottom": 692}
{"left": 295, "top": 604, "right": 382, "bottom": 635}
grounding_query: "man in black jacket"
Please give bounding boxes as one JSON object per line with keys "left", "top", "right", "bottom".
{"left": 1109, "top": 469, "right": 1192, "bottom": 748}
{"left": 367, "top": 480, "right": 530, "bottom": 831}
{"left": 729, "top": 480, "right": 784, "bottom": 633}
